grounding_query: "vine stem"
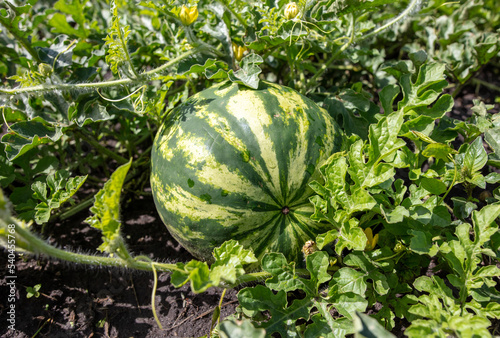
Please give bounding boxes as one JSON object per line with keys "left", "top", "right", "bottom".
{"left": 116, "top": 15, "right": 139, "bottom": 78}
{"left": 0, "top": 48, "right": 201, "bottom": 96}
{"left": 3, "top": 216, "right": 182, "bottom": 273}
{"left": 2, "top": 214, "right": 303, "bottom": 289}
{"left": 306, "top": 13, "right": 356, "bottom": 91}
{"left": 75, "top": 130, "right": 129, "bottom": 165}
{"left": 225, "top": 4, "right": 247, "bottom": 29}
{"left": 357, "top": 0, "right": 421, "bottom": 42}
{"left": 305, "top": 0, "right": 421, "bottom": 92}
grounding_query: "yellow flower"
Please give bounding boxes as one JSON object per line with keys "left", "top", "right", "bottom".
{"left": 284, "top": 2, "right": 299, "bottom": 20}
{"left": 364, "top": 228, "right": 379, "bottom": 251}
{"left": 179, "top": 5, "right": 198, "bottom": 26}
{"left": 232, "top": 42, "right": 247, "bottom": 62}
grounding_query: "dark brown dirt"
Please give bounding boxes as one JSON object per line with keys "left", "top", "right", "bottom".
{"left": 0, "top": 197, "right": 239, "bottom": 338}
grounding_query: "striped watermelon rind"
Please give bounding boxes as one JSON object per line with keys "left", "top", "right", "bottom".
{"left": 151, "top": 81, "right": 343, "bottom": 264}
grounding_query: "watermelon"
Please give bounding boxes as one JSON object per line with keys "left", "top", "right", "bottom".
{"left": 151, "top": 81, "right": 343, "bottom": 264}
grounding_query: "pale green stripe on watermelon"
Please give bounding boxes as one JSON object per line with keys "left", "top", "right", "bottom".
{"left": 266, "top": 87, "right": 313, "bottom": 205}
{"left": 225, "top": 91, "right": 283, "bottom": 204}
{"left": 196, "top": 157, "right": 277, "bottom": 206}
{"left": 192, "top": 106, "right": 278, "bottom": 205}
{"left": 287, "top": 106, "right": 341, "bottom": 206}
{"left": 156, "top": 124, "right": 178, "bottom": 161}
{"left": 152, "top": 174, "right": 258, "bottom": 223}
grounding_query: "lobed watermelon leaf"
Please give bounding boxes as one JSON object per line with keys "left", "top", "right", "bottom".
{"left": 171, "top": 240, "right": 258, "bottom": 293}
{"left": 32, "top": 170, "right": 87, "bottom": 224}
{"left": 85, "top": 158, "right": 132, "bottom": 254}
{"left": 227, "top": 53, "right": 263, "bottom": 89}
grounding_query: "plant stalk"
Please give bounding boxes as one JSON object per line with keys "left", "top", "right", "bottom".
{"left": 75, "top": 130, "right": 129, "bottom": 165}
{"left": 306, "top": 14, "right": 355, "bottom": 91}
{"left": 2, "top": 216, "right": 182, "bottom": 273}
{"left": 0, "top": 48, "right": 201, "bottom": 96}
{"left": 357, "top": 0, "right": 421, "bottom": 42}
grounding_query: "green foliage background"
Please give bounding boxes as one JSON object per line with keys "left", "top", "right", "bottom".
{"left": 1, "top": 0, "right": 500, "bottom": 336}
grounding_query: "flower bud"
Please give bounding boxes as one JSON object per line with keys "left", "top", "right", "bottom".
{"left": 179, "top": 5, "right": 198, "bottom": 26}
{"left": 302, "top": 240, "right": 318, "bottom": 256}
{"left": 479, "top": 190, "right": 492, "bottom": 202}
{"left": 38, "top": 63, "right": 52, "bottom": 77}
{"left": 284, "top": 2, "right": 299, "bottom": 20}
{"left": 394, "top": 242, "right": 405, "bottom": 253}
{"left": 232, "top": 43, "right": 247, "bottom": 62}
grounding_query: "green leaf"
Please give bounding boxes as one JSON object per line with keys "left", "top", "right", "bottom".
{"left": 413, "top": 94, "right": 454, "bottom": 119}
{"left": 32, "top": 170, "right": 87, "bottom": 224}
{"left": 408, "top": 274, "right": 494, "bottom": 338}
{"left": 48, "top": 13, "right": 87, "bottom": 38}
{"left": 70, "top": 94, "right": 113, "bottom": 127}
{"left": 0, "top": 2, "right": 39, "bottom": 60}
{"left": 325, "top": 89, "right": 379, "bottom": 139}
{"left": 0, "top": 155, "right": 16, "bottom": 188}
{"left": 171, "top": 260, "right": 212, "bottom": 293}
{"left": 316, "top": 229, "right": 339, "bottom": 250}
{"left": 209, "top": 240, "right": 258, "bottom": 286}
{"left": 421, "top": 142, "right": 457, "bottom": 162}
{"left": 367, "top": 111, "right": 406, "bottom": 169}
{"left": 331, "top": 267, "right": 367, "bottom": 296}
{"left": 38, "top": 35, "right": 75, "bottom": 69}
{"left": 452, "top": 197, "right": 477, "bottom": 220}
{"left": 176, "top": 54, "right": 228, "bottom": 79}
{"left": 335, "top": 220, "right": 367, "bottom": 255}
{"left": 419, "top": 177, "right": 447, "bottom": 195}
{"left": 52, "top": 0, "right": 88, "bottom": 35}
{"left": 306, "top": 251, "right": 333, "bottom": 288}
{"left": 342, "top": 252, "right": 390, "bottom": 296}
{"left": 238, "top": 284, "right": 310, "bottom": 336}
{"left": 474, "top": 34, "right": 499, "bottom": 66}
{"left": 85, "top": 159, "right": 132, "bottom": 253}
{"left": 171, "top": 241, "right": 257, "bottom": 293}
{"left": 409, "top": 230, "right": 438, "bottom": 256}
{"left": 322, "top": 154, "right": 377, "bottom": 215}
{"left": 474, "top": 265, "right": 500, "bottom": 279}
{"left": 353, "top": 312, "right": 396, "bottom": 338}
{"left": 330, "top": 293, "right": 368, "bottom": 320}
{"left": 201, "top": 3, "right": 233, "bottom": 65}
{"left": 304, "top": 315, "right": 353, "bottom": 338}
{"left": 380, "top": 205, "right": 409, "bottom": 224}
{"left": 485, "top": 127, "right": 500, "bottom": 155}
{"left": 378, "top": 84, "right": 400, "bottom": 115}
{"left": 228, "top": 53, "right": 263, "bottom": 89}
{"left": 263, "top": 251, "right": 331, "bottom": 296}
{"left": 219, "top": 318, "right": 266, "bottom": 338}
{"left": 32, "top": 181, "right": 48, "bottom": 204}
{"left": 1, "top": 117, "right": 63, "bottom": 161}
{"left": 399, "top": 63, "right": 448, "bottom": 113}
{"left": 103, "top": 0, "right": 134, "bottom": 76}
{"left": 472, "top": 203, "right": 500, "bottom": 247}
{"left": 464, "top": 137, "right": 488, "bottom": 174}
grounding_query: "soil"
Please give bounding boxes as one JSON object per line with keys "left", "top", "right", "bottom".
{"left": 0, "top": 79, "right": 499, "bottom": 338}
{"left": 0, "top": 196, "right": 239, "bottom": 338}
